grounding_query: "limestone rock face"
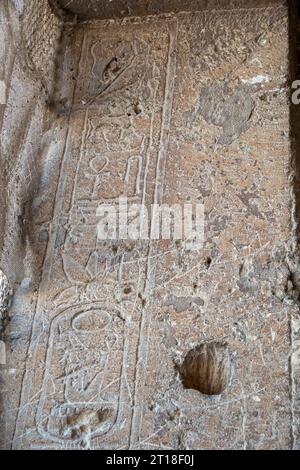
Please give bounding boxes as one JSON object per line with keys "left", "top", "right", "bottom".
{"left": 55, "top": 0, "right": 285, "bottom": 20}
{"left": 1, "top": 0, "right": 300, "bottom": 450}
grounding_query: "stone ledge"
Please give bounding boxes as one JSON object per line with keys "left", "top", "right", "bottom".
{"left": 55, "top": 0, "right": 286, "bottom": 20}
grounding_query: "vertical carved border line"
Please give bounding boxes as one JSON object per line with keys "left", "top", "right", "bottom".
{"left": 129, "top": 18, "right": 179, "bottom": 450}
{"left": 13, "top": 17, "right": 178, "bottom": 450}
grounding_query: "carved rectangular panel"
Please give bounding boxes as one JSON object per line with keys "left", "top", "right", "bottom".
{"left": 12, "top": 17, "right": 178, "bottom": 450}
{"left": 10, "top": 4, "right": 298, "bottom": 450}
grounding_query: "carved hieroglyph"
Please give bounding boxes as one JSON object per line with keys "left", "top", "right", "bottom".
{"left": 12, "top": 17, "right": 178, "bottom": 450}
{"left": 7, "top": 5, "right": 300, "bottom": 449}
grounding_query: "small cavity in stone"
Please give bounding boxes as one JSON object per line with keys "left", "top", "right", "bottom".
{"left": 180, "top": 342, "right": 232, "bottom": 396}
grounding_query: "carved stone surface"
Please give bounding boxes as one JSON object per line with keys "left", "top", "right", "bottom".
{"left": 1, "top": 1, "right": 300, "bottom": 450}
{"left": 55, "top": 0, "right": 285, "bottom": 20}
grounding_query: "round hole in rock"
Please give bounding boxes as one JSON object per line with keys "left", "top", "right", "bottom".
{"left": 123, "top": 287, "right": 132, "bottom": 295}
{"left": 180, "top": 342, "right": 232, "bottom": 396}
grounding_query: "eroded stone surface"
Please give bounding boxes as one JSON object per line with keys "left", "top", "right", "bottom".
{"left": 55, "top": 0, "right": 286, "bottom": 20}
{"left": 0, "top": 270, "right": 10, "bottom": 336}
{"left": 1, "top": 1, "right": 300, "bottom": 450}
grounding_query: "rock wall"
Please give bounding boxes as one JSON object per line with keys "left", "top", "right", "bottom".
{"left": 56, "top": 0, "right": 285, "bottom": 20}
{"left": 0, "top": 0, "right": 62, "bottom": 449}
{"left": 1, "top": 0, "right": 300, "bottom": 450}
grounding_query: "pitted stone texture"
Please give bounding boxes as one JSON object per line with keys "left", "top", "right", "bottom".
{"left": 56, "top": 0, "right": 286, "bottom": 20}
{"left": 23, "top": 0, "right": 62, "bottom": 93}
{"left": 197, "top": 83, "right": 255, "bottom": 145}
{"left": 2, "top": 1, "right": 300, "bottom": 451}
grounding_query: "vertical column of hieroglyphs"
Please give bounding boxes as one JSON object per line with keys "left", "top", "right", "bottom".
{"left": 13, "top": 17, "right": 177, "bottom": 449}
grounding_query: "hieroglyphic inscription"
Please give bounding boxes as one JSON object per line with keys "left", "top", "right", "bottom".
{"left": 12, "top": 18, "right": 178, "bottom": 449}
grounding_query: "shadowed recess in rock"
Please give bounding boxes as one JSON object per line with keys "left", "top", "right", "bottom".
{"left": 180, "top": 342, "right": 232, "bottom": 395}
